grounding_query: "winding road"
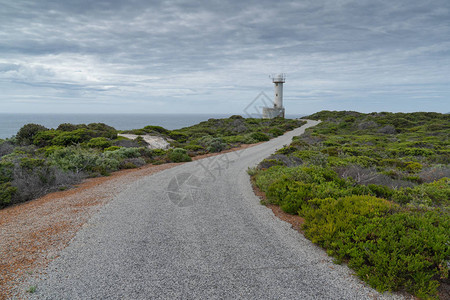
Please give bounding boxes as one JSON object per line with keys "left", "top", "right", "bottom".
{"left": 30, "top": 120, "right": 403, "bottom": 299}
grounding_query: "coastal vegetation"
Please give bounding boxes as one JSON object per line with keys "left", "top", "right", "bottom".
{"left": 0, "top": 116, "right": 305, "bottom": 208}
{"left": 250, "top": 111, "right": 449, "bottom": 299}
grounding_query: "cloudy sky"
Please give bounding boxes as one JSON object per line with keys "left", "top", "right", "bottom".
{"left": 1, "top": 0, "right": 449, "bottom": 115}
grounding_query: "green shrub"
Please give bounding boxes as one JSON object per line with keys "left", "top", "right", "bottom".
{"left": 253, "top": 111, "right": 450, "bottom": 299}
{"left": 39, "top": 145, "right": 64, "bottom": 156}
{"left": 87, "top": 137, "right": 112, "bottom": 149}
{"left": 301, "top": 195, "right": 397, "bottom": 249}
{"left": 404, "top": 161, "right": 423, "bottom": 173}
{"left": 0, "top": 161, "right": 14, "bottom": 183}
{"left": 104, "top": 146, "right": 121, "bottom": 152}
{"left": 143, "top": 125, "right": 170, "bottom": 135}
{"left": 49, "top": 147, "right": 103, "bottom": 173}
{"left": 0, "top": 182, "right": 17, "bottom": 207}
{"left": 48, "top": 147, "right": 89, "bottom": 173}
{"left": 250, "top": 132, "right": 270, "bottom": 142}
{"left": 198, "top": 136, "right": 227, "bottom": 152}
{"left": 268, "top": 127, "right": 284, "bottom": 137}
{"left": 169, "top": 131, "right": 188, "bottom": 142}
{"left": 33, "top": 130, "right": 60, "bottom": 147}
{"left": 57, "top": 123, "right": 86, "bottom": 131}
{"left": 16, "top": 123, "right": 48, "bottom": 145}
{"left": 367, "top": 184, "right": 394, "bottom": 199}
{"left": 222, "top": 135, "right": 246, "bottom": 144}
{"left": 168, "top": 148, "right": 191, "bottom": 162}
{"left": 336, "top": 211, "right": 448, "bottom": 298}
{"left": 104, "top": 147, "right": 141, "bottom": 160}
{"left": 51, "top": 129, "right": 91, "bottom": 146}
{"left": 119, "top": 157, "right": 146, "bottom": 169}
{"left": 95, "top": 157, "right": 120, "bottom": 173}
{"left": 19, "top": 157, "right": 45, "bottom": 170}
{"left": 184, "top": 144, "right": 204, "bottom": 151}
{"left": 242, "top": 134, "right": 258, "bottom": 144}
{"left": 151, "top": 149, "right": 167, "bottom": 156}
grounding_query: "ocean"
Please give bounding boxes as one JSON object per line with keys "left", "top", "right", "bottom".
{"left": 0, "top": 113, "right": 304, "bottom": 139}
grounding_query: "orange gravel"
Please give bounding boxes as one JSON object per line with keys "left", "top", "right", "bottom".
{"left": 0, "top": 143, "right": 259, "bottom": 299}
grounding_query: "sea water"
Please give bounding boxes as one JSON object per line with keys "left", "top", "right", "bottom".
{"left": 0, "top": 113, "right": 305, "bottom": 139}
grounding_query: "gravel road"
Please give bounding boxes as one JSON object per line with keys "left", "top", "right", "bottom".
{"left": 29, "top": 120, "right": 404, "bottom": 300}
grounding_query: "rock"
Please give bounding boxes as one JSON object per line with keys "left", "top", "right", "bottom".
{"left": 117, "top": 134, "right": 171, "bottom": 149}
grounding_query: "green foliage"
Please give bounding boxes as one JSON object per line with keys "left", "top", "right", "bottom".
{"left": 87, "top": 137, "right": 112, "bottom": 149}
{"left": 300, "top": 196, "right": 448, "bottom": 298}
{"left": 250, "top": 132, "right": 270, "bottom": 142}
{"left": 32, "top": 123, "right": 117, "bottom": 148}
{"left": 301, "top": 195, "right": 397, "bottom": 246}
{"left": 57, "top": 123, "right": 85, "bottom": 131}
{"left": 0, "top": 182, "right": 17, "bottom": 207}
{"left": 151, "top": 149, "right": 167, "bottom": 156}
{"left": 168, "top": 148, "right": 192, "bottom": 162}
{"left": 19, "top": 157, "right": 45, "bottom": 170}
{"left": 0, "top": 161, "right": 14, "bottom": 183}
{"left": 16, "top": 123, "right": 48, "bottom": 145}
{"left": 104, "top": 147, "right": 141, "bottom": 160}
{"left": 391, "top": 178, "right": 450, "bottom": 207}
{"left": 104, "top": 146, "right": 121, "bottom": 152}
{"left": 268, "top": 127, "right": 284, "bottom": 137}
{"left": 32, "top": 130, "right": 60, "bottom": 147}
{"left": 197, "top": 136, "right": 227, "bottom": 153}
{"left": 51, "top": 129, "right": 91, "bottom": 146}
{"left": 254, "top": 111, "right": 450, "bottom": 298}
{"left": 143, "top": 125, "right": 170, "bottom": 135}
{"left": 49, "top": 146, "right": 119, "bottom": 174}
{"left": 1, "top": 116, "right": 306, "bottom": 210}
{"left": 183, "top": 144, "right": 204, "bottom": 151}
{"left": 168, "top": 131, "right": 188, "bottom": 142}
{"left": 40, "top": 145, "right": 64, "bottom": 157}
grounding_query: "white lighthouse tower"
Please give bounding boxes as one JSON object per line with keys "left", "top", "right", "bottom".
{"left": 263, "top": 73, "right": 286, "bottom": 118}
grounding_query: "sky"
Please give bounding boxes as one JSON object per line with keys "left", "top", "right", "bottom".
{"left": 0, "top": 0, "right": 449, "bottom": 115}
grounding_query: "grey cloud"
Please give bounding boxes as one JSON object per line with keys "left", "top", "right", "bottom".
{"left": 0, "top": 0, "right": 449, "bottom": 114}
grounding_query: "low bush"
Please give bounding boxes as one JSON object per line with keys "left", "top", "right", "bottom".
{"left": 0, "top": 182, "right": 17, "bottom": 208}
{"left": 168, "top": 148, "right": 191, "bottom": 162}
{"left": 47, "top": 146, "right": 120, "bottom": 175}
{"left": 301, "top": 196, "right": 448, "bottom": 298}
{"left": 104, "top": 146, "right": 121, "bottom": 152}
{"left": 250, "top": 132, "right": 270, "bottom": 142}
{"left": 119, "top": 157, "right": 146, "bottom": 169}
{"left": 183, "top": 144, "right": 204, "bottom": 151}
{"left": 268, "top": 127, "right": 284, "bottom": 137}
{"left": 87, "top": 137, "right": 112, "bottom": 149}
{"left": 104, "top": 147, "right": 141, "bottom": 160}
{"left": 254, "top": 111, "right": 450, "bottom": 298}
{"left": 197, "top": 136, "right": 227, "bottom": 153}
{"left": 143, "top": 125, "right": 170, "bottom": 135}
{"left": 0, "top": 140, "right": 15, "bottom": 157}
{"left": 1, "top": 116, "right": 306, "bottom": 209}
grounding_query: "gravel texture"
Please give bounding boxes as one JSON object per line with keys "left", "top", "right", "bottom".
{"left": 26, "top": 120, "right": 406, "bottom": 300}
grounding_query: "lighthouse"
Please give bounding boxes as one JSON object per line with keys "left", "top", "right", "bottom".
{"left": 263, "top": 73, "right": 286, "bottom": 118}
